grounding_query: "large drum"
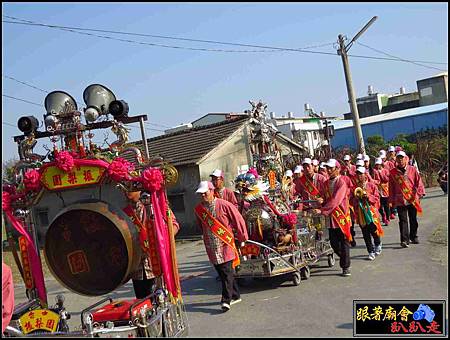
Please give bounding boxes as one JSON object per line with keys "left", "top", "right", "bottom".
{"left": 44, "top": 199, "right": 142, "bottom": 296}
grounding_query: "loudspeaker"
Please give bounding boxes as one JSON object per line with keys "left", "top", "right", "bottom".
{"left": 44, "top": 91, "right": 78, "bottom": 116}
{"left": 18, "top": 116, "right": 39, "bottom": 134}
{"left": 83, "top": 84, "right": 116, "bottom": 122}
{"left": 109, "top": 100, "right": 129, "bottom": 119}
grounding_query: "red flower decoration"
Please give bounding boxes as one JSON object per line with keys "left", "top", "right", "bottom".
{"left": 2, "top": 191, "right": 11, "bottom": 211}
{"left": 141, "top": 167, "right": 164, "bottom": 192}
{"left": 23, "top": 169, "right": 42, "bottom": 192}
{"left": 282, "top": 213, "right": 297, "bottom": 227}
{"left": 55, "top": 150, "right": 75, "bottom": 172}
{"left": 107, "top": 158, "right": 134, "bottom": 182}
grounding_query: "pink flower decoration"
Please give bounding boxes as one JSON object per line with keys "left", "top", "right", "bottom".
{"left": 141, "top": 167, "right": 164, "bottom": 192}
{"left": 55, "top": 150, "right": 75, "bottom": 172}
{"left": 107, "top": 158, "right": 135, "bottom": 182}
{"left": 2, "top": 191, "right": 11, "bottom": 211}
{"left": 23, "top": 169, "right": 42, "bottom": 192}
{"left": 247, "top": 167, "right": 259, "bottom": 177}
{"left": 282, "top": 213, "right": 297, "bottom": 227}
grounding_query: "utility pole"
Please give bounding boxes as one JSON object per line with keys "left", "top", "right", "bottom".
{"left": 337, "top": 16, "right": 378, "bottom": 155}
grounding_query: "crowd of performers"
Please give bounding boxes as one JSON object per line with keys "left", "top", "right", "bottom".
{"left": 193, "top": 145, "right": 425, "bottom": 312}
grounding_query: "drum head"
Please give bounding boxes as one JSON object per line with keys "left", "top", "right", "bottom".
{"left": 44, "top": 200, "right": 139, "bottom": 296}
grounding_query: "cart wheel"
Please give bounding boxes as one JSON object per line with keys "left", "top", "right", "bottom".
{"left": 292, "top": 272, "right": 301, "bottom": 286}
{"left": 327, "top": 254, "right": 336, "bottom": 267}
{"left": 301, "top": 266, "right": 311, "bottom": 280}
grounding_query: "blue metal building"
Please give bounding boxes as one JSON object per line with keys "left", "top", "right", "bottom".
{"left": 331, "top": 102, "right": 448, "bottom": 149}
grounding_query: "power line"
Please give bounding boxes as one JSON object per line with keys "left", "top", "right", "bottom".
{"left": 356, "top": 41, "right": 447, "bottom": 71}
{"left": 3, "top": 121, "right": 17, "bottom": 128}
{"left": 3, "top": 94, "right": 42, "bottom": 107}
{"left": 2, "top": 16, "right": 341, "bottom": 55}
{"left": 3, "top": 17, "right": 447, "bottom": 67}
{"left": 3, "top": 15, "right": 336, "bottom": 52}
{"left": 3, "top": 75, "right": 49, "bottom": 93}
{"left": 3, "top": 75, "right": 84, "bottom": 107}
{"left": 3, "top": 18, "right": 336, "bottom": 54}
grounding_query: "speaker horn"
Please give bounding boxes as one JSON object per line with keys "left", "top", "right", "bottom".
{"left": 83, "top": 84, "right": 116, "bottom": 122}
{"left": 18, "top": 116, "right": 39, "bottom": 134}
{"left": 44, "top": 91, "right": 78, "bottom": 116}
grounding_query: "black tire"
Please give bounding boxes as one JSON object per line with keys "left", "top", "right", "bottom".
{"left": 292, "top": 272, "right": 301, "bottom": 286}
{"left": 327, "top": 253, "right": 336, "bottom": 267}
{"left": 301, "top": 266, "right": 311, "bottom": 280}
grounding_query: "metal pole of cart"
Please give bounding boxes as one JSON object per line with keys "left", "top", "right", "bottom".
{"left": 244, "top": 239, "right": 302, "bottom": 274}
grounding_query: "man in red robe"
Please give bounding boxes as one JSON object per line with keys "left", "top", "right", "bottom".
{"left": 389, "top": 151, "right": 425, "bottom": 247}
{"left": 313, "top": 159, "right": 352, "bottom": 277}
{"left": 210, "top": 169, "right": 239, "bottom": 209}
{"left": 195, "top": 181, "right": 248, "bottom": 312}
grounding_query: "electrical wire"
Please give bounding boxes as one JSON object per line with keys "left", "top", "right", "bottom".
{"left": 356, "top": 41, "right": 447, "bottom": 72}
{"left": 2, "top": 94, "right": 42, "bottom": 106}
{"left": 3, "top": 15, "right": 447, "bottom": 67}
{"left": 2, "top": 19, "right": 335, "bottom": 54}
{"left": 3, "top": 75, "right": 85, "bottom": 107}
{"left": 3, "top": 15, "right": 336, "bottom": 52}
{"left": 2, "top": 75, "right": 49, "bottom": 93}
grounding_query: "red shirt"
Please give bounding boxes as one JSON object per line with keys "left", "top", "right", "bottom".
{"left": 196, "top": 198, "right": 248, "bottom": 265}
{"left": 320, "top": 175, "right": 350, "bottom": 229}
{"left": 294, "top": 173, "right": 327, "bottom": 208}
{"left": 388, "top": 165, "right": 425, "bottom": 208}
{"left": 215, "top": 187, "right": 239, "bottom": 209}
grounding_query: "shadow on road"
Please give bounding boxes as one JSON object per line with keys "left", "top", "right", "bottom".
{"left": 336, "top": 322, "right": 353, "bottom": 330}
{"left": 184, "top": 301, "right": 224, "bottom": 315}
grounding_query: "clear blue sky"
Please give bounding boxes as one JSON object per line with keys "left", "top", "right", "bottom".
{"left": 2, "top": 2, "right": 448, "bottom": 162}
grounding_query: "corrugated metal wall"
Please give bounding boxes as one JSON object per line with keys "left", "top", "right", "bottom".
{"left": 331, "top": 108, "right": 448, "bottom": 149}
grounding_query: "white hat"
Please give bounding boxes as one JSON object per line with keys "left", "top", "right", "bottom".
{"left": 210, "top": 169, "right": 224, "bottom": 178}
{"left": 388, "top": 146, "right": 395, "bottom": 152}
{"left": 285, "top": 170, "right": 293, "bottom": 177}
{"left": 343, "top": 155, "right": 351, "bottom": 161}
{"left": 380, "top": 153, "right": 386, "bottom": 159}
{"left": 379, "top": 150, "right": 386, "bottom": 156}
{"left": 357, "top": 153, "right": 363, "bottom": 160}
{"left": 364, "top": 155, "right": 370, "bottom": 161}
{"left": 356, "top": 160, "right": 364, "bottom": 167}
{"left": 302, "top": 158, "right": 312, "bottom": 165}
{"left": 294, "top": 165, "right": 303, "bottom": 174}
{"left": 312, "top": 159, "right": 319, "bottom": 166}
{"left": 196, "top": 181, "right": 214, "bottom": 193}
{"left": 396, "top": 151, "right": 407, "bottom": 158}
{"left": 325, "top": 159, "right": 340, "bottom": 168}
{"left": 375, "top": 157, "right": 383, "bottom": 165}
{"left": 356, "top": 166, "right": 366, "bottom": 174}
{"left": 319, "top": 162, "right": 326, "bottom": 169}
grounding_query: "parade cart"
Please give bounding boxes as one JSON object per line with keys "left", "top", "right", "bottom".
{"left": 295, "top": 210, "right": 336, "bottom": 271}
{"left": 2, "top": 85, "right": 188, "bottom": 337}
{"left": 233, "top": 100, "right": 335, "bottom": 286}
{"left": 235, "top": 204, "right": 335, "bottom": 286}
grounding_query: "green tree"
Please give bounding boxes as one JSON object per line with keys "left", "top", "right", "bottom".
{"left": 366, "top": 135, "right": 385, "bottom": 158}
{"left": 390, "top": 133, "right": 417, "bottom": 155}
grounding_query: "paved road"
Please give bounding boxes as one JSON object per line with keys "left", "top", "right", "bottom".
{"left": 13, "top": 187, "right": 447, "bottom": 337}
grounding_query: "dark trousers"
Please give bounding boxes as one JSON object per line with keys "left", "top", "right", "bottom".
{"left": 132, "top": 278, "right": 156, "bottom": 299}
{"left": 214, "top": 260, "right": 240, "bottom": 304}
{"left": 396, "top": 205, "right": 419, "bottom": 243}
{"left": 328, "top": 228, "right": 351, "bottom": 270}
{"left": 360, "top": 223, "right": 381, "bottom": 253}
{"left": 350, "top": 223, "right": 356, "bottom": 240}
{"left": 379, "top": 197, "right": 390, "bottom": 221}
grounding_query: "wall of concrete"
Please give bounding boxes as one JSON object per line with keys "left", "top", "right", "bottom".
{"left": 166, "top": 164, "right": 201, "bottom": 237}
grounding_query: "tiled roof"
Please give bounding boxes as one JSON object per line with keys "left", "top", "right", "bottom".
{"left": 131, "top": 115, "right": 250, "bottom": 166}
